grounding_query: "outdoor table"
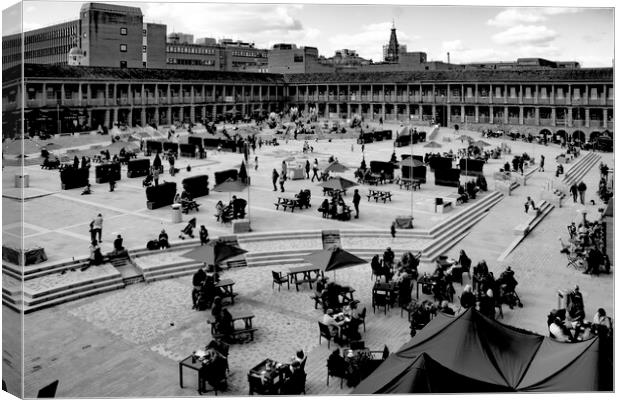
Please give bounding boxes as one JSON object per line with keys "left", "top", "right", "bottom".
{"left": 248, "top": 358, "right": 288, "bottom": 395}
{"left": 179, "top": 352, "right": 208, "bottom": 390}
{"left": 338, "top": 287, "right": 356, "bottom": 304}
{"left": 399, "top": 178, "right": 421, "bottom": 191}
{"left": 288, "top": 265, "right": 321, "bottom": 291}
{"left": 207, "top": 311, "right": 257, "bottom": 342}
{"left": 324, "top": 187, "right": 346, "bottom": 197}
{"left": 373, "top": 282, "right": 398, "bottom": 304}
{"left": 416, "top": 275, "right": 434, "bottom": 300}
{"left": 215, "top": 278, "right": 237, "bottom": 305}
{"left": 274, "top": 197, "right": 300, "bottom": 212}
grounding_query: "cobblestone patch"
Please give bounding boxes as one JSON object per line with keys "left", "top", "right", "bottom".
{"left": 133, "top": 251, "right": 192, "bottom": 269}
{"left": 68, "top": 279, "right": 194, "bottom": 345}
{"left": 23, "top": 264, "right": 119, "bottom": 293}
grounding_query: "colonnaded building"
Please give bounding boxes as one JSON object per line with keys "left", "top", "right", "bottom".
{"left": 2, "top": 64, "right": 614, "bottom": 142}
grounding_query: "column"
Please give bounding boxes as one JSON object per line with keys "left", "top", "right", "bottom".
{"left": 447, "top": 105, "right": 451, "bottom": 124}
{"left": 535, "top": 107, "right": 540, "bottom": 125}
{"left": 474, "top": 84, "right": 478, "bottom": 103}
{"left": 87, "top": 109, "right": 92, "bottom": 129}
{"left": 381, "top": 103, "right": 386, "bottom": 120}
{"left": 87, "top": 84, "right": 91, "bottom": 103}
{"left": 167, "top": 84, "right": 171, "bottom": 103}
{"left": 258, "top": 86, "right": 262, "bottom": 102}
{"left": 201, "top": 106, "right": 206, "bottom": 121}
{"left": 78, "top": 83, "right": 83, "bottom": 106}
{"left": 141, "top": 107, "right": 146, "bottom": 127}
{"left": 585, "top": 85, "right": 589, "bottom": 105}
{"left": 519, "top": 84, "right": 523, "bottom": 104}
{"left": 551, "top": 108, "right": 556, "bottom": 126}
{"left": 112, "top": 108, "right": 118, "bottom": 125}
{"left": 60, "top": 84, "right": 65, "bottom": 105}
{"left": 128, "top": 109, "right": 133, "bottom": 127}
{"left": 603, "top": 109, "right": 608, "bottom": 128}
{"left": 504, "top": 106, "right": 508, "bottom": 124}
{"left": 550, "top": 85, "right": 555, "bottom": 105}
{"left": 406, "top": 104, "right": 410, "bottom": 119}
{"left": 461, "top": 105, "right": 465, "bottom": 123}
{"left": 105, "top": 83, "right": 109, "bottom": 106}
{"left": 167, "top": 107, "right": 172, "bottom": 125}
{"left": 179, "top": 107, "right": 184, "bottom": 122}
{"left": 155, "top": 107, "right": 160, "bottom": 125}
{"left": 447, "top": 84, "right": 451, "bottom": 103}
{"left": 475, "top": 105, "right": 479, "bottom": 123}
{"left": 519, "top": 106, "right": 524, "bottom": 125}
{"left": 567, "top": 107, "right": 573, "bottom": 127}
{"left": 585, "top": 108, "right": 590, "bottom": 128}
{"left": 504, "top": 84, "right": 508, "bottom": 103}
{"left": 104, "top": 109, "right": 110, "bottom": 128}
{"left": 155, "top": 84, "right": 159, "bottom": 104}
{"left": 190, "top": 106, "right": 195, "bottom": 123}
{"left": 489, "top": 105, "right": 493, "bottom": 123}
{"left": 534, "top": 84, "right": 539, "bottom": 104}
{"left": 347, "top": 103, "right": 351, "bottom": 118}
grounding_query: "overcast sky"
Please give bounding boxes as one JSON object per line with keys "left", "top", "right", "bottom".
{"left": 2, "top": 0, "right": 615, "bottom": 67}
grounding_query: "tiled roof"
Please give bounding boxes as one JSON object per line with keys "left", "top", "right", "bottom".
{"left": 5, "top": 64, "right": 284, "bottom": 84}
{"left": 283, "top": 68, "right": 613, "bottom": 84}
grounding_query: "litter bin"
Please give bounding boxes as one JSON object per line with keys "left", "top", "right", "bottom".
{"left": 15, "top": 174, "right": 30, "bottom": 188}
{"left": 171, "top": 203, "right": 182, "bottom": 224}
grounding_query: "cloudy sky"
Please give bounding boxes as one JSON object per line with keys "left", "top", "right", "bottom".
{"left": 2, "top": 0, "right": 614, "bottom": 67}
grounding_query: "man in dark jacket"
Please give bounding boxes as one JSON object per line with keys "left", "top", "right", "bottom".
{"left": 570, "top": 183, "right": 579, "bottom": 203}
{"left": 192, "top": 265, "right": 207, "bottom": 309}
{"left": 272, "top": 169, "right": 279, "bottom": 191}
{"left": 577, "top": 181, "right": 587, "bottom": 205}
{"left": 352, "top": 189, "right": 361, "bottom": 218}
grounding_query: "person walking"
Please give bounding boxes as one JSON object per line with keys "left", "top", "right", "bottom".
{"left": 279, "top": 173, "right": 286, "bottom": 193}
{"left": 305, "top": 160, "right": 310, "bottom": 179}
{"left": 254, "top": 156, "right": 258, "bottom": 171}
{"left": 168, "top": 153, "right": 176, "bottom": 176}
{"left": 352, "top": 189, "right": 361, "bottom": 219}
{"left": 199, "top": 225, "right": 209, "bottom": 245}
{"left": 577, "top": 181, "right": 587, "bottom": 205}
{"left": 539, "top": 155, "right": 545, "bottom": 172}
{"left": 524, "top": 196, "right": 537, "bottom": 213}
{"left": 281, "top": 160, "right": 288, "bottom": 179}
{"left": 311, "top": 158, "right": 320, "bottom": 182}
{"left": 152, "top": 166, "right": 160, "bottom": 186}
{"left": 390, "top": 221, "right": 396, "bottom": 238}
{"left": 92, "top": 213, "right": 103, "bottom": 243}
{"left": 570, "top": 183, "right": 579, "bottom": 203}
{"left": 272, "top": 169, "right": 279, "bottom": 191}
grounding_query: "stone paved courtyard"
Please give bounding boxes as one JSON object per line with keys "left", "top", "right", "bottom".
{"left": 2, "top": 122, "right": 615, "bottom": 397}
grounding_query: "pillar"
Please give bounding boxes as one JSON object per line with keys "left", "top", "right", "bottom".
{"left": 104, "top": 109, "right": 110, "bottom": 128}
{"left": 167, "top": 107, "right": 172, "bottom": 125}
{"left": 112, "top": 108, "right": 118, "bottom": 125}
{"left": 603, "top": 109, "right": 608, "bottom": 128}
{"left": 78, "top": 83, "right": 83, "bottom": 106}
{"left": 550, "top": 85, "right": 555, "bottom": 105}
{"left": 535, "top": 107, "right": 540, "bottom": 126}
{"left": 155, "top": 107, "right": 160, "bottom": 125}
{"left": 519, "top": 107, "right": 524, "bottom": 125}
{"left": 585, "top": 108, "right": 590, "bottom": 128}
{"left": 190, "top": 106, "right": 195, "bottom": 123}
{"left": 519, "top": 84, "right": 523, "bottom": 104}
{"left": 461, "top": 105, "right": 465, "bottom": 123}
{"left": 127, "top": 109, "right": 133, "bottom": 127}
{"left": 105, "top": 83, "right": 109, "bottom": 106}
{"left": 406, "top": 104, "right": 411, "bottom": 119}
{"left": 489, "top": 106, "right": 494, "bottom": 123}
{"left": 567, "top": 107, "right": 573, "bottom": 127}
{"left": 155, "top": 84, "right": 159, "bottom": 104}
{"left": 141, "top": 107, "right": 146, "bottom": 127}
{"left": 447, "top": 105, "right": 451, "bottom": 124}
{"left": 474, "top": 84, "right": 478, "bottom": 103}
{"left": 551, "top": 108, "right": 556, "bottom": 126}
{"left": 534, "top": 84, "right": 539, "bottom": 104}
{"left": 504, "top": 106, "right": 508, "bottom": 124}
{"left": 87, "top": 109, "right": 92, "bottom": 129}
{"left": 60, "top": 84, "right": 65, "bottom": 105}
{"left": 167, "top": 84, "right": 171, "bottom": 103}
{"left": 347, "top": 103, "right": 351, "bottom": 118}
{"left": 381, "top": 103, "right": 386, "bottom": 120}
{"left": 179, "top": 107, "right": 184, "bottom": 123}
{"left": 475, "top": 105, "right": 479, "bottom": 123}
{"left": 201, "top": 106, "right": 206, "bottom": 121}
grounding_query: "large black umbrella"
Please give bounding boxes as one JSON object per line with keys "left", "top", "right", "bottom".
{"left": 183, "top": 240, "right": 247, "bottom": 266}
{"left": 471, "top": 140, "right": 491, "bottom": 148}
{"left": 319, "top": 176, "right": 358, "bottom": 192}
{"left": 325, "top": 160, "right": 349, "bottom": 173}
{"left": 213, "top": 178, "right": 248, "bottom": 193}
{"left": 238, "top": 161, "right": 248, "bottom": 184}
{"left": 400, "top": 158, "right": 424, "bottom": 168}
{"left": 303, "top": 247, "right": 366, "bottom": 278}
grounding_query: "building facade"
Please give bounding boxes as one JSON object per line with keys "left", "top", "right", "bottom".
{"left": 2, "top": 64, "right": 613, "bottom": 140}
{"left": 2, "top": 64, "right": 284, "bottom": 137}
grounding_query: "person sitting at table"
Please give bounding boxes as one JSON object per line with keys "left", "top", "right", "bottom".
{"left": 158, "top": 229, "right": 170, "bottom": 249}
{"left": 383, "top": 247, "right": 395, "bottom": 270}
{"left": 322, "top": 309, "right": 345, "bottom": 342}
{"left": 280, "top": 360, "right": 305, "bottom": 394}
{"left": 199, "top": 348, "right": 228, "bottom": 393}
{"left": 439, "top": 300, "right": 455, "bottom": 315}
{"left": 192, "top": 265, "right": 207, "bottom": 309}
{"left": 327, "top": 349, "right": 347, "bottom": 384}
{"left": 460, "top": 284, "right": 476, "bottom": 309}
{"left": 549, "top": 316, "right": 574, "bottom": 342}
{"left": 318, "top": 198, "right": 330, "bottom": 218}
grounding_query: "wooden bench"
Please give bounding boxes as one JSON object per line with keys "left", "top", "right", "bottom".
{"left": 212, "top": 328, "right": 258, "bottom": 342}
{"left": 274, "top": 198, "right": 299, "bottom": 212}
{"left": 367, "top": 190, "right": 392, "bottom": 203}
{"left": 398, "top": 179, "right": 421, "bottom": 191}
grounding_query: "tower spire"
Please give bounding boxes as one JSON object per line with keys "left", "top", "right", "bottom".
{"left": 385, "top": 21, "right": 399, "bottom": 62}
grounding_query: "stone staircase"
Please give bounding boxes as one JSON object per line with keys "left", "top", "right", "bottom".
{"left": 138, "top": 259, "right": 204, "bottom": 283}
{"left": 419, "top": 191, "right": 504, "bottom": 263}
{"left": 561, "top": 151, "right": 601, "bottom": 188}
{"left": 498, "top": 200, "right": 555, "bottom": 261}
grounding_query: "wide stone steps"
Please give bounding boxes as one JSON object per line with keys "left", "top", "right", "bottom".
{"left": 561, "top": 151, "right": 601, "bottom": 188}
{"left": 139, "top": 260, "right": 204, "bottom": 282}
{"left": 420, "top": 191, "right": 504, "bottom": 262}
{"left": 498, "top": 200, "right": 555, "bottom": 261}
{"left": 23, "top": 280, "right": 126, "bottom": 313}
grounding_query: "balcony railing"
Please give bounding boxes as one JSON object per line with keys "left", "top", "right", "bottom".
{"left": 450, "top": 116, "right": 461, "bottom": 123}
{"left": 492, "top": 117, "right": 504, "bottom": 124}
{"left": 588, "top": 98, "right": 607, "bottom": 106}
{"left": 540, "top": 118, "right": 552, "bottom": 126}
{"left": 571, "top": 98, "right": 587, "bottom": 105}
{"left": 506, "top": 97, "right": 519, "bottom": 104}
{"left": 464, "top": 97, "right": 476, "bottom": 104}
{"left": 508, "top": 117, "right": 519, "bottom": 124}
{"left": 478, "top": 96, "right": 490, "bottom": 103}
{"left": 538, "top": 98, "right": 551, "bottom": 105}
{"left": 524, "top": 118, "right": 537, "bottom": 125}
{"left": 117, "top": 98, "right": 129, "bottom": 105}
{"left": 589, "top": 120, "right": 603, "bottom": 128}
{"left": 89, "top": 98, "right": 105, "bottom": 106}
{"left": 26, "top": 99, "right": 43, "bottom": 107}
{"left": 573, "top": 119, "right": 585, "bottom": 127}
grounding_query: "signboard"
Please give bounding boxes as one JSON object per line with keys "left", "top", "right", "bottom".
{"left": 321, "top": 230, "right": 341, "bottom": 250}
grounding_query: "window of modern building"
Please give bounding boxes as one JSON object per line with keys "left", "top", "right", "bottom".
{"left": 143, "top": 61, "right": 147, "bottom": 68}
{"left": 120, "top": 27, "right": 127, "bottom": 35}
{"left": 143, "top": 29, "right": 147, "bottom": 36}
{"left": 120, "top": 60, "right": 127, "bottom": 68}
{"left": 293, "top": 55, "right": 303, "bottom": 63}
{"left": 142, "top": 46, "right": 147, "bottom": 53}
{"left": 120, "top": 44, "right": 127, "bottom": 52}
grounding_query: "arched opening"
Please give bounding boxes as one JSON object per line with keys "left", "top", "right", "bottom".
{"left": 539, "top": 128, "right": 552, "bottom": 137}
{"left": 589, "top": 131, "right": 601, "bottom": 142}
{"left": 601, "top": 129, "right": 613, "bottom": 139}
{"left": 554, "top": 129, "right": 567, "bottom": 144}
{"left": 572, "top": 130, "right": 586, "bottom": 143}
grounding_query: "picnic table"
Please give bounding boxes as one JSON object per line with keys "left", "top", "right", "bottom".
{"left": 274, "top": 197, "right": 300, "bottom": 212}
{"left": 367, "top": 189, "right": 392, "bottom": 203}
{"left": 179, "top": 354, "right": 202, "bottom": 390}
{"left": 207, "top": 311, "right": 257, "bottom": 342}
{"left": 323, "top": 187, "right": 346, "bottom": 197}
{"left": 288, "top": 265, "right": 321, "bottom": 291}
{"left": 215, "top": 278, "right": 237, "bottom": 305}
{"left": 416, "top": 275, "right": 434, "bottom": 300}
{"left": 399, "top": 178, "right": 422, "bottom": 191}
